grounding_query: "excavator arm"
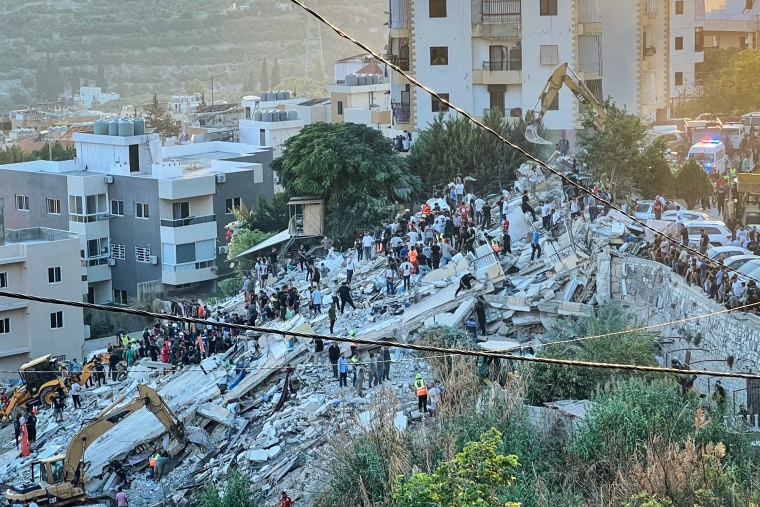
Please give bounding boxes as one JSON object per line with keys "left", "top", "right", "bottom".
{"left": 62, "top": 384, "right": 187, "bottom": 485}
{"left": 525, "top": 63, "right": 607, "bottom": 145}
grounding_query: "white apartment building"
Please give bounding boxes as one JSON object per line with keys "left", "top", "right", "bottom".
{"left": 0, "top": 215, "right": 87, "bottom": 372}
{"left": 388, "top": 0, "right": 704, "bottom": 139}
{"left": 328, "top": 57, "right": 393, "bottom": 134}
{"left": 704, "top": 0, "right": 760, "bottom": 49}
{"left": 0, "top": 126, "right": 275, "bottom": 304}
{"left": 671, "top": 0, "right": 706, "bottom": 104}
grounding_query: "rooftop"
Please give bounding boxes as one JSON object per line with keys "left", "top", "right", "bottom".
{"left": 3, "top": 227, "right": 78, "bottom": 245}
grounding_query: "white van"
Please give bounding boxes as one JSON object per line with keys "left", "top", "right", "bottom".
{"left": 686, "top": 139, "right": 728, "bottom": 175}
{"left": 741, "top": 111, "right": 760, "bottom": 135}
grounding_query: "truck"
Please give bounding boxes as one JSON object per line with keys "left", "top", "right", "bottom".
{"left": 1, "top": 355, "right": 68, "bottom": 425}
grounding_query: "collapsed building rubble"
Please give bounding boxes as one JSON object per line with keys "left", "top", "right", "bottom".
{"left": 0, "top": 161, "right": 688, "bottom": 506}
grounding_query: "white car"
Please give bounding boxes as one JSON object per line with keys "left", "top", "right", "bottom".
{"left": 707, "top": 245, "right": 752, "bottom": 262}
{"left": 684, "top": 220, "right": 733, "bottom": 247}
{"left": 721, "top": 255, "right": 760, "bottom": 271}
{"left": 661, "top": 209, "right": 711, "bottom": 222}
{"left": 736, "top": 258, "right": 760, "bottom": 276}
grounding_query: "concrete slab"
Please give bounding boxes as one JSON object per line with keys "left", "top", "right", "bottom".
{"left": 197, "top": 403, "right": 232, "bottom": 425}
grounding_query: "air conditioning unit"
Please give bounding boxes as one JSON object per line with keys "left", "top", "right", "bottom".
{"left": 215, "top": 174, "right": 227, "bottom": 183}
{"left": 149, "top": 255, "right": 158, "bottom": 265}
{"left": 218, "top": 245, "right": 229, "bottom": 255}
{"left": 108, "top": 258, "right": 116, "bottom": 266}
{"left": 104, "top": 175, "right": 114, "bottom": 184}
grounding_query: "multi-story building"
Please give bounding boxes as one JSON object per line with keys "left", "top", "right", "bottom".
{"left": 0, "top": 128, "right": 274, "bottom": 304}
{"left": 0, "top": 205, "right": 87, "bottom": 371}
{"left": 671, "top": 0, "right": 706, "bottom": 106}
{"left": 328, "top": 57, "right": 392, "bottom": 133}
{"left": 704, "top": 0, "right": 759, "bottom": 49}
{"left": 388, "top": 0, "right": 704, "bottom": 139}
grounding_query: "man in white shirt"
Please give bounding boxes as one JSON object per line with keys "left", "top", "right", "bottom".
{"left": 345, "top": 253, "right": 355, "bottom": 285}
{"left": 70, "top": 381, "right": 82, "bottom": 409}
{"left": 455, "top": 182, "right": 465, "bottom": 203}
{"left": 541, "top": 201, "right": 552, "bottom": 231}
{"left": 474, "top": 196, "right": 485, "bottom": 225}
{"left": 362, "top": 232, "right": 374, "bottom": 262}
{"left": 399, "top": 259, "right": 414, "bottom": 292}
{"left": 675, "top": 205, "right": 684, "bottom": 230}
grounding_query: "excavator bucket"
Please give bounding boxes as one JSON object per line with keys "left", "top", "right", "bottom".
{"left": 525, "top": 123, "right": 553, "bottom": 145}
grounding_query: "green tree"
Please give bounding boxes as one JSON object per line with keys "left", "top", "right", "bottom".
{"left": 393, "top": 428, "right": 521, "bottom": 507}
{"left": 635, "top": 139, "right": 674, "bottom": 199}
{"left": 407, "top": 112, "right": 549, "bottom": 195}
{"left": 30, "top": 141, "right": 76, "bottom": 161}
{"left": 524, "top": 304, "right": 658, "bottom": 405}
{"left": 0, "top": 145, "right": 34, "bottom": 164}
{"left": 271, "top": 58, "right": 281, "bottom": 89}
{"left": 144, "top": 93, "right": 181, "bottom": 140}
{"left": 673, "top": 159, "right": 715, "bottom": 209}
{"left": 260, "top": 58, "right": 269, "bottom": 92}
{"left": 251, "top": 192, "right": 290, "bottom": 232}
{"left": 96, "top": 64, "right": 107, "bottom": 92}
{"left": 272, "top": 122, "right": 421, "bottom": 241}
{"left": 195, "top": 469, "right": 258, "bottom": 507}
{"left": 577, "top": 102, "right": 669, "bottom": 199}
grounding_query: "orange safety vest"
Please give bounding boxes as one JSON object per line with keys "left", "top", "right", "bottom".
{"left": 415, "top": 379, "right": 428, "bottom": 396}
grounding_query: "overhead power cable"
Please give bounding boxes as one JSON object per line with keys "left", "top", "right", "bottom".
{"left": 287, "top": 0, "right": 760, "bottom": 298}
{"left": 0, "top": 289, "right": 756, "bottom": 380}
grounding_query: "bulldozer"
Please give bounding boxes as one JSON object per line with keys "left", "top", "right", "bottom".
{"left": 5, "top": 384, "right": 200, "bottom": 507}
{"left": 0, "top": 355, "right": 68, "bottom": 425}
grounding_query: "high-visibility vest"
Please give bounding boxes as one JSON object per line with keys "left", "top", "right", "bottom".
{"left": 150, "top": 454, "right": 159, "bottom": 467}
{"left": 415, "top": 379, "right": 427, "bottom": 396}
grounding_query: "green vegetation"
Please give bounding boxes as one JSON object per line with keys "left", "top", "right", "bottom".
{"left": 144, "top": 93, "right": 181, "bottom": 140}
{"left": 0, "top": 142, "right": 76, "bottom": 164}
{"left": 674, "top": 159, "right": 714, "bottom": 210}
{"left": 272, "top": 122, "right": 422, "bottom": 242}
{"left": 196, "top": 469, "right": 258, "bottom": 507}
{"left": 406, "top": 111, "right": 550, "bottom": 195}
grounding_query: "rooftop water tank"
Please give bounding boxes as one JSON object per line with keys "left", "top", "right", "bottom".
{"left": 283, "top": 90, "right": 291, "bottom": 100}
{"left": 118, "top": 118, "right": 134, "bottom": 137}
{"left": 371, "top": 74, "right": 379, "bottom": 85}
{"left": 278, "top": 110, "right": 288, "bottom": 121}
{"left": 345, "top": 74, "right": 357, "bottom": 86}
{"left": 264, "top": 91, "right": 275, "bottom": 101}
{"left": 274, "top": 91, "right": 284, "bottom": 100}
{"left": 108, "top": 119, "right": 119, "bottom": 136}
{"left": 262, "top": 110, "right": 273, "bottom": 122}
{"left": 133, "top": 117, "right": 145, "bottom": 135}
{"left": 253, "top": 110, "right": 263, "bottom": 121}
{"left": 287, "top": 109, "right": 299, "bottom": 121}
{"left": 94, "top": 119, "right": 109, "bottom": 135}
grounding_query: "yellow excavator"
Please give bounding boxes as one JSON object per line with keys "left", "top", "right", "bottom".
{"left": 5, "top": 384, "right": 198, "bottom": 507}
{"left": 1, "top": 355, "right": 69, "bottom": 425}
{"left": 525, "top": 62, "right": 608, "bottom": 145}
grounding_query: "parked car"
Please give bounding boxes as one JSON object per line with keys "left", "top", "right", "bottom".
{"left": 633, "top": 200, "right": 677, "bottom": 221}
{"left": 707, "top": 245, "right": 752, "bottom": 262}
{"left": 736, "top": 259, "right": 760, "bottom": 276}
{"left": 684, "top": 220, "right": 733, "bottom": 247}
{"left": 661, "top": 209, "right": 711, "bottom": 222}
{"left": 721, "top": 255, "right": 760, "bottom": 271}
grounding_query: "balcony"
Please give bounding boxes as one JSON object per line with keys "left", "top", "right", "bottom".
{"left": 473, "top": 61, "right": 522, "bottom": 86}
{"left": 479, "top": 0, "right": 521, "bottom": 38}
{"left": 161, "top": 261, "right": 217, "bottom": 286}
{"left": 160, "top": 218, "right": 217, "bottom": 245}
{"left": 388, "top": 54, "right": 410, "bottom": 72}
{"left": 160, "top": 214, "right": 215, "bottom": 228}
{"left": 392, "top": 103, "right": 411, "bottom": 124}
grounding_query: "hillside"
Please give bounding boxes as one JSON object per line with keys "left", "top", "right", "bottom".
{"left": 0, "top": 0, "right": 387, "bottom": 109}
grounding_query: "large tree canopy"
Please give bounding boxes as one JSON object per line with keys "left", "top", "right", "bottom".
{"left": 578, "top": 102, "right": 671, "bottom": 199}
{"left": 406, "top": 112, "right": 550, "bottom": 195}
{"left": 272, "top": 122, "right": 422, "bottom": 241}
{"left": 673, "top": 159, "right": 714, "bottom": 210}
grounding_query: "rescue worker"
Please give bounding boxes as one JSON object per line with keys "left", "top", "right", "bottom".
{"left": 414, "top": 373, "right": 429, "bottom": 415}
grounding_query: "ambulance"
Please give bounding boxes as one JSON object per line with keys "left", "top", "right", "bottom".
{"left": 686, "top": 139, "right": 728, "bottom": 175}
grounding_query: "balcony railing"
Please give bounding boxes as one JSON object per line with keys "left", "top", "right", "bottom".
{"left": 481, "top": 0, "right": 520, "bottom": 24}
{"left": 482, "top": 59, "right": 522, "bottom": 71}
{"left": 392, "top": 103, "right": 411, "bottom": 123}
{"left": 160, "top": 214, "right": 215, "bottom": 228}
{"left": 388, "top": 54, "right": 410, "bottom": 71}
{"left": 69, "top": 212, "right": 113, "bottom": 223}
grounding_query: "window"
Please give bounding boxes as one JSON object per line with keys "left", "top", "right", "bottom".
{"left": 429, "top": 0, "right": 446, "bottom": 17}
{"left": 675, "top": 72, "right": 684, "bottom": 86}
{"left": 540, "top": 45, "right": 559, "bottom": 66}
{"left": 225, "top": 197, "right": 242, "bottom": 214}
{"left": 430, "top": 47, "right": 449, "bottom": 65}
{"left": 86, "top": 237, "right": 110, "bottom": 259}
{"left": 136, "top": 202, "right": 149, "bottom": 219}
{"left": 16, "top": 195, "right": 29, "bottom": 211}
{"left": 111, "top": 243, "right": 125, "bottom": 260}
{"left": 46, "top": 198, "right": 61, "bottom": 214}
{"left": 675, "top": 0, "right": 684, "bottom": 14}
{"left": 337, "top": 101, "right": 343, "bottom": 115}
{"left": 50, "top": 311, "right": 64, "bottom": 329}
{"left": 0, "top": 272, "right": 6, "bottom": 288}
{"left": 113, "top": 289, "right": 128, "bottom": 305}
{"left": 48, "top": 267, "right": 62, "bottom": 284}
{"left": 135, "top": 246, "right": 151, "bottom": 263}
{"left": 432, "top": 93, "right": 450, "bottom": 113}
{"left": 0, "top": 318, "right": 9, "bottom": 334}
{"left": 675, "top": 36, "right": 683, "bottom": 50}
{"left": 172, "top": 202, "right": 190, "bottom": 220}
{"left": 69, "top": 194, "right": 108, "bottom": 222}
{"left": 695, "top": 27, "right": 704, "bottom": 51}
{"left": 110, "top": 199, "right": 124, "bottom": 216}
{"left": 540, "top": 0, "right": 557, "bottom": 16}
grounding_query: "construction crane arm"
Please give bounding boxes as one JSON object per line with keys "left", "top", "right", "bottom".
{"left": 526, "top": 63, "right": 607, "bottom": 145}
{"left": 62, "top": 384, "right": 187, "bottom": 485}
